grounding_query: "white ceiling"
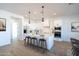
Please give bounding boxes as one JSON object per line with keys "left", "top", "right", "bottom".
{"left": 0, "top": 3, "right": 79, "bottom": 19}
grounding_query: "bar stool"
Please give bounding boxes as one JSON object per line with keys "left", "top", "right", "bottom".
{"left": 24, "top": 36, "right": 30, "bottom": 46}
{"left": 39, "top": 38, "right": 47, "bottom": 53}
{"left": 26, "top": 36, "right": 31, "bottom": 44}
{"left": 31, "top": 37, "right": 38, "bottom": 47}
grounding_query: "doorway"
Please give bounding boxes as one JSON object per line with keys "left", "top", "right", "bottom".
{"left": 11, "top": 20, "right": 18, "bottom": 43}
{"left": 11, "top": 18, "right": 22, "bottom": 44}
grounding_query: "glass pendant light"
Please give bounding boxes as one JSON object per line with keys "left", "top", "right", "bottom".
{"left": 28, "top": 11, "right": 31, "bottom": 24}
{"left": 42, "top": 6, "right": 44, "bottom": 22}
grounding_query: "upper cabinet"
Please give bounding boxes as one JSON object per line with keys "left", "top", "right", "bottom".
{"left": 54, "top": 19, "right": 62, "bottom": 27}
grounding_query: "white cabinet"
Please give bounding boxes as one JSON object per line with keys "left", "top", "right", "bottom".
{"left": 54, "top": 20, "right": 62, "bottom": 41}
{"left": 54, "top": 20, "right": 62, "bottom": 27}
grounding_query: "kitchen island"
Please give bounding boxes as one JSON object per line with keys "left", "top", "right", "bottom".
{"left": 24, "top": 34, "right": 54, "bottom": 50}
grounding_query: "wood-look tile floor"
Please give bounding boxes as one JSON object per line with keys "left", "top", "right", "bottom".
{"left": 0, "top": 40, "right": 72, "bottom": 56}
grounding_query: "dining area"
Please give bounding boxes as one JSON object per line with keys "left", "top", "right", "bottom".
{"left": 71, "top": 38, "right": 79, "bottom": 56}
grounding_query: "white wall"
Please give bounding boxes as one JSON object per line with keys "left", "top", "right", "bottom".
{"left": 0, "top": 10, "right": 23, "bottom": 46}
{"left": 55, "top": 15, "right": 79, "bottom": 41}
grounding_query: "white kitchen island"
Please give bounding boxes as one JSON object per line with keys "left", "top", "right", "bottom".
{"left": 45, "top": 35, "right": 54, "bottom": 50}
{"left": 24, "top": 34, "right": 54, "bottom": 50}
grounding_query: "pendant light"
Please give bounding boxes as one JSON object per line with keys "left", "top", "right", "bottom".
{"left": 28, "top": 11, "right": 31, "bottom": 24}
{"left": 42, "top": 6, "right": 44, "bottom": 22}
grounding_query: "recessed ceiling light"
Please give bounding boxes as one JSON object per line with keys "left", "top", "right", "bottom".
{"left": 25, "top": 15, "right": 27, "bottom": 17}
{"left": 53, "top": 13, "right": 56, "bottom": 15}
{"left": 33, "top": 12, "right": 37, "bottom": 15}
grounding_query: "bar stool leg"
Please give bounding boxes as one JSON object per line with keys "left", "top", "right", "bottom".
{"left": 24, "top": 38, "right": 26, "bottom": 46}
{"left": 36, "top": 40, "right": 38, "bottom": 46}
{"left": 45, "top": 41, "right": 47, "bottom": 50}
{"left": 33, "top": 40, "right": 35, "bottom": 48}
{"left": 27, "top": 38, "right": 29, "bottom": 45}
{"left": 42, "top": 42, "right": 44, "bottom": 49}
{"left": 30, "top": 38, "right": 32, "bottom": 45}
